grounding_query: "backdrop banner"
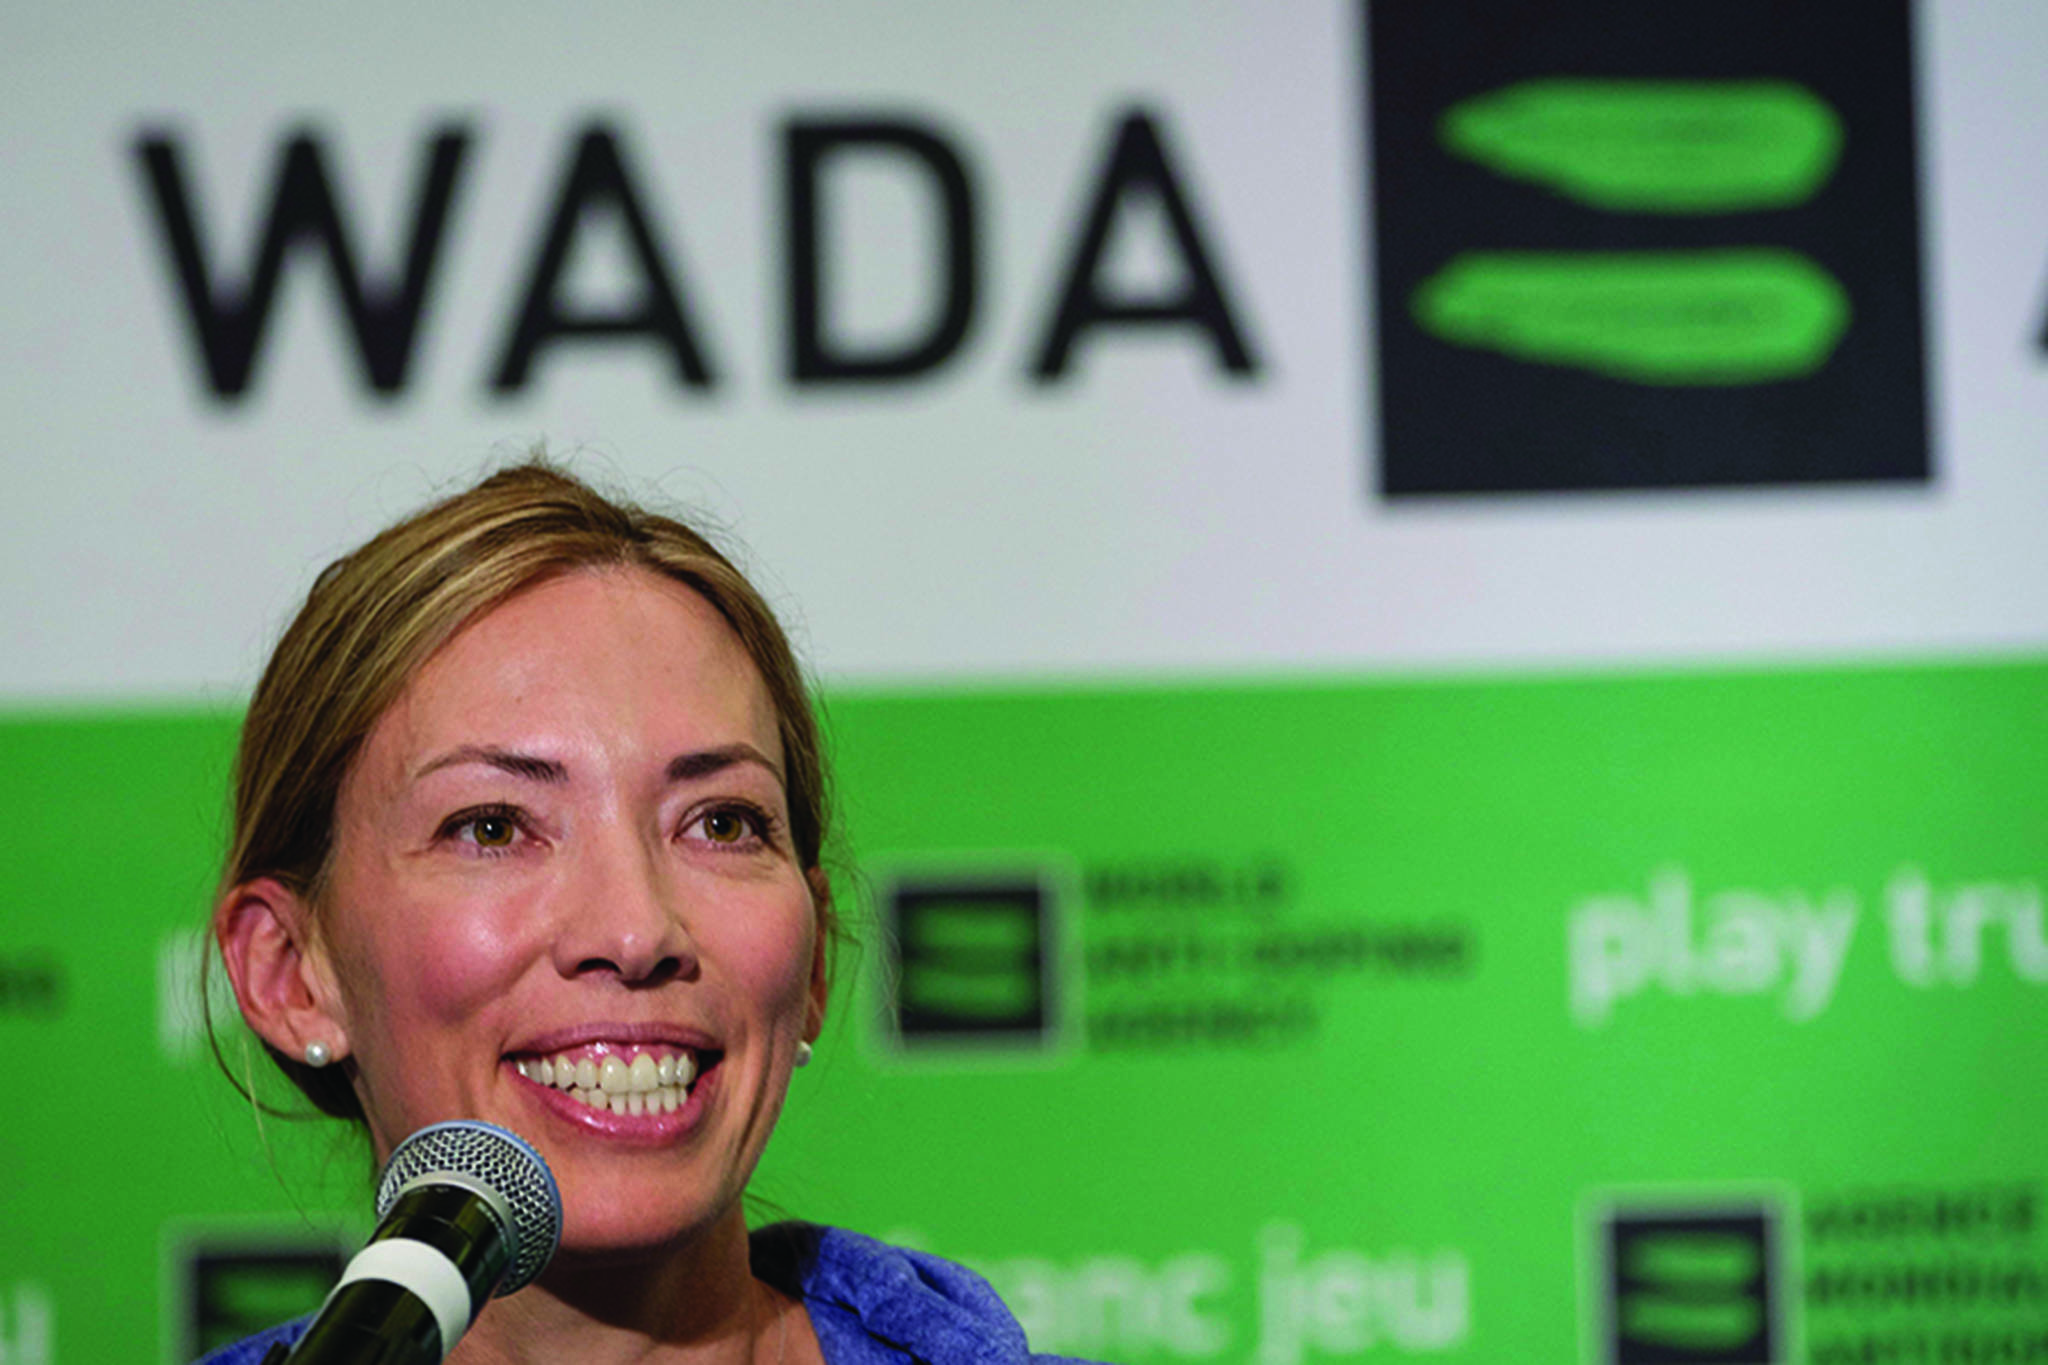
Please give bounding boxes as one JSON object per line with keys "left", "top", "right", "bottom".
{"left": 6, "top": 658, "right": 2045, "bottom": 1360}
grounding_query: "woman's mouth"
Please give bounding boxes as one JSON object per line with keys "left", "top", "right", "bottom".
{"left": 511, "top": 1043, "right": 718, "bottom": 1118}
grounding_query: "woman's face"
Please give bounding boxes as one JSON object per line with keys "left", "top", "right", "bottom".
{"left": 310, "top": 566, "right": 824, "bottom": 1256}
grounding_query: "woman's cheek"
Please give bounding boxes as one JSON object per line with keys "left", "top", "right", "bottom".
{"left": 710, "top": 883, "right": 819, "bottom": 1009}
{"left": 399, "top": 884, "right": 554, "bottom": 1022}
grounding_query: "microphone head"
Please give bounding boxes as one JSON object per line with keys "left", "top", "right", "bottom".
{"left": 375, "top": 1120, "right": 563, "bottom": 1294}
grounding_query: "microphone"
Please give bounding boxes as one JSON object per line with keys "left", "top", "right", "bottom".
{"left": 274, "top": 1121, "right": 562, "bottom": 1364}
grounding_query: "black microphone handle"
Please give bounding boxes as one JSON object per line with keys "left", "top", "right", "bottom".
{"left": 285, "top": 1183, "right": 514, "bottom": 1364}
{"left": 285, "top": 1280, "right": 443, "bottom": 1365}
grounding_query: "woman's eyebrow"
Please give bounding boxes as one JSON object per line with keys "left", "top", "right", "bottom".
{"left": 667, "top": 744, "right": 784, "bottom": 785}
{"left": 412, "top": 745, "right": 567, "bottom": 784}
{"left": 409, "top": 742, "right": 781, "bottom": 785}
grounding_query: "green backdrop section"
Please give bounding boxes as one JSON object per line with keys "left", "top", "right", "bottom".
{"left": 1, "top": 659, "right": 2042, "bottom": 1363}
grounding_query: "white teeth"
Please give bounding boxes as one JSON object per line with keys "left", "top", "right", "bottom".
{"left": 552, "top": 1079, "right": 688, "bottom": 1115}
{"left": 532, "top": 1048, "right": 699, "bottom": 1113}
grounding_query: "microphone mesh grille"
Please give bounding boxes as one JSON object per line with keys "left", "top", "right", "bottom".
{"left": 375, "top": 1121, "right": 563, "bottom": 1294}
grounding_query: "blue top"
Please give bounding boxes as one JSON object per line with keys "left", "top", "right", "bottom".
{"left": 195, "top": 1223, "right": 1099, "bottom": 1364}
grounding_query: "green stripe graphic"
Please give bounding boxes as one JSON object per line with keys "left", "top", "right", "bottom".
{"left": 910, "top": 904, "right": 1040, "bottom": 953}
{"left": 1620, "top": 1293, "right": 1761, "bottom": 1349}
{"left": 1624, "top": 1231, "right": 1760, "bottom": 1286}
{"left": 899, "top": 965, "right": 1041, "bottom": 1017}
{"left": 1441, "top": 79, "right": 1842, "bottom": 213}
{"left": 1412, "top": 249, "right": 1849, "bottom": 384}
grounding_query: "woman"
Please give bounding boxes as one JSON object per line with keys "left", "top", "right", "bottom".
{"left": 203, "top": 462, "right": 1092, "bottom": 1365}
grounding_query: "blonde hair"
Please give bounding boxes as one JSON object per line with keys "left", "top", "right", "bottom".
{"left": 215, "top": 459, "right": 832, "bottom": 1120}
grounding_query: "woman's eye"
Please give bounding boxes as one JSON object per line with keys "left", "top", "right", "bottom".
{"left": 699, "top": 808, "right": 753, "bottom": 845}
{"left": 440, "top": 807, "right": 526, "bottom": 853}
{"left": 691, "top": 804, "right": 779, "bottom": 850}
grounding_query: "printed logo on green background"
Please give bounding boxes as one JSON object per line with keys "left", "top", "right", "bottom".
{"left": 881, "top": 874, "right": 1062, "bottom": 1051}
{"left": 0, "top": 950, "right": 64, "bottom": 1018}
{"left": 170, "top": 1238, "right": 346, "bottom": 1363}
{"left": 1593, "top": 1202, "right": 1788, "bottom": 1365}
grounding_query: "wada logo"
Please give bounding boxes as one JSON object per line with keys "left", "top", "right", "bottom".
{"left": 880, "top": 873, "right": 1062, "bottom": 1051}
{"left": 1368, "top": 1, "right": 1928, "bottom": 495}
{"left": 1588, "top": 1200, "right": 1790, "bottom": 1365}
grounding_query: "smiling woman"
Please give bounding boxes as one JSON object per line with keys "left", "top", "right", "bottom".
{"left": 201, "top": 461, "right": 1096, "bottom": 1365}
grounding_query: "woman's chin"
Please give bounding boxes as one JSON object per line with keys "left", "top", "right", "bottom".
{"left": 554, "top": 1189, "right": 732, "bottom": 1262}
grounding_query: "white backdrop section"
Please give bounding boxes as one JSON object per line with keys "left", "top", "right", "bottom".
{"left": 3, "top": 3, "right": 2046, "bottom": 701}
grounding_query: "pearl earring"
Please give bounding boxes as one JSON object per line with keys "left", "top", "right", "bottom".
{"left": 303, "top": 1041, "right": 332, "bottom": 1068}
{"left": 794, "top": 1041, "right": 813, "bottom": 1068}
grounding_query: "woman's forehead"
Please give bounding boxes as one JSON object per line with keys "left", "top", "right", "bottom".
{"left": 361, "top": 567, "right": 786, "bottom": 787}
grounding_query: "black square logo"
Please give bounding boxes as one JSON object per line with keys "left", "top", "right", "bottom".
{"left": 179, "top": 1242, "right": 345, "bottom": 1361}
{"left": 1369, "top": 0, "right": 1929, "bottom": 495}
{"left": 882, "top": 875, "right": 1057, "bottom": 1049}
{"left": 1596, "top": 1204, "right": 1785, "bottom": 1365}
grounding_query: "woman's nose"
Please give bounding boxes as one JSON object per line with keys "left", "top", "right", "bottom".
{"left": 554, "top": 837, "right": 699, "bottom": 986}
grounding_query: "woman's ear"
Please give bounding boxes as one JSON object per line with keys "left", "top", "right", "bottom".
{"left": 804, "top": 867, "right": 832, "bottom": 1040}
{"left": 215, "top": 878, "right": 351, "bottom": 1065}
